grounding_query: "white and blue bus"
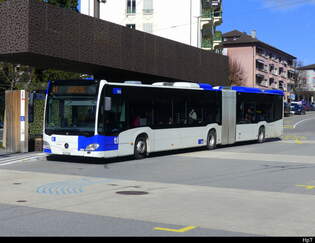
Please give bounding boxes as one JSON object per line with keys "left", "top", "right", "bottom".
{"left": 43, "top": 80, "right": 283, "bottom": 159}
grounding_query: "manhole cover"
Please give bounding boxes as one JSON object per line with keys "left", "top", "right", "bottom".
{"left": 116, "top": 191, "right": 148, "bottom": 195}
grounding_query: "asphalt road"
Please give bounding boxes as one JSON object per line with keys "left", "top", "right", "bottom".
{"left": 1, "top": 113, "right": 315, "bottom": 236}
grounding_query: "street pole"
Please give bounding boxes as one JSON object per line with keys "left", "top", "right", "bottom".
{"left": 94, "top": 0, "right": 100, "bottom": 19}
{"left": 190, "top": 0, "right": 192, "bottom": 46}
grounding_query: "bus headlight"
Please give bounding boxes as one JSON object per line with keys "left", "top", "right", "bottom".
{"left": 43, "top": 141, "right": 52, "bottom": 153}
{"left": 85, "top": 143, "right": 100, "bottom": 151}
{"left": 43, "top": 141, "right": 51, "bottom": 150}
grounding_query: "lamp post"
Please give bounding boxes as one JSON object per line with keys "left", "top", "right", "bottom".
{"left": 190, "top": 0, "right": 192, "bottom": 45}
{"left": 94, "top": 0, "right": 107, "bottom": 19}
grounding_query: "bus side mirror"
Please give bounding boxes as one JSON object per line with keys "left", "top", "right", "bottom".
{"left": 105, "top": 97, "right": 111, "bottom": 111}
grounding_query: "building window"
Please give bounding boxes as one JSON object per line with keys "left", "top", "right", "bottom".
{"left": 127, "top": 0, "right": 136, "bottom": 14}
{"left": 143, "top": 0, "right": 153, "bottom": 14}
{"left": 126, "top": 24, "right": 136, "bottom": 29}
{"left": 279, "top": 81, "right": 284, "bottom": 90}
{"left": 143, "top": 23, "right": 153, "bottom": 33}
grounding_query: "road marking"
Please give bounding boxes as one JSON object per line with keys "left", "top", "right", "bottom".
{"left": 296, "top": 185, "right": 315, "bottom": 190}
{"left": 37, "top": 178, "right": 113, "bottom": 195}
{"left": 282, "top": 135, "right": 306, "bottom": 144}
{"left": 178, "top": 151, "right": 315, "bottom": 164}
{"left": 154, "top": 226, "right": 198, "bottom": 233}
{"left": 282, "top": 135, "right": 306, "bottom": 140}
{"left": 281, "top": 140, "right": 315, "bottom": 144}
{"left": 0, "top": 153, "right": 46, "bottom": 166}
{"left": 283, "top": 125, "right": 293, "bottom": 129}
{"left": 293, "top": 118, "right": 315, "bottom": 129}
{"left": 295, "top": 139, "right": 303, "bottom": 144}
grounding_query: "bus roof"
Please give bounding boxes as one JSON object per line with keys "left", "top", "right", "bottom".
{"left": 213, "top": 86, "right": 284, "bottom": 96}
{"left": 51, "top": 79, "right": 284, "bottom": 96}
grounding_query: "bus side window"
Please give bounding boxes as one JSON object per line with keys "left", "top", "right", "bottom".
{"left": 238, "top": 102, "right": 256, "bottom": 124}
{"left": 173, "top": 97, "right": 187, "bottom": 127}
{"left": 154, "top": 98, "right": 172, "bottom": 127}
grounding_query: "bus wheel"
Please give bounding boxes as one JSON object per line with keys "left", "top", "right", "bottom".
{"left": 257, "top": 127, "right": 265, "bottom": 143}
{"left": 134, "top": 135, "right": 147, "bottom": 159}
{"left": 206, "top": 130, "right": 216, "bottom": 150}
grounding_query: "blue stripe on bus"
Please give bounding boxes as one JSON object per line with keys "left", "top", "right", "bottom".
{"left": 43, "top": 148, "right": 52, "bottom": 154}
{"left": 78, "top": 135, "right": 118, "bottom": 151}
{"left": 263, "top": 89, "right": 284, "bottom": 95}
{"left": 214, "top": 86, "right": 284, "bottom": 96}
{"left": 198, "top": 83, "right": 213, "bottom": 90}
{"left": 231, "top": 86, "right": 263, "bottom": 93}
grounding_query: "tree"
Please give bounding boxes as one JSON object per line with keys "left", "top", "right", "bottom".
{"left": 228, "top": 59, "right": 245, "bottom": 86}
{"left": 45, "top": 0, "right": 79, "bottom": 12}
{"left": 0, "top": 63, "right": 31, "bottom": 90}
{"left": 0, "top": 0, "right": 81, "bottom": 122}
{"left": 293, "top": 60, "right": 304, "bottom": 91}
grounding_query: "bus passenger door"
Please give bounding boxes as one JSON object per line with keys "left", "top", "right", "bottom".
{"left": 221, "top": 90, "right": 236, "bottom": 145}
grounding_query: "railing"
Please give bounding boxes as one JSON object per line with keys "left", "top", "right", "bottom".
{"left": 201, "top": 8, "right": 211, "bottom": 18}
{"left": 143, "top": 9, "right": 153, "bottom": 15}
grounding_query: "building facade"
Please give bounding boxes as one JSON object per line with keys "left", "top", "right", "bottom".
{"left": 222, "top": 30, "right": 296, "bottom": 101}
{"left": 296, "top": 64, "right": 315, "bottom": 104}
{"left": 79, "top": 0, "right": 223, "bottom": 52}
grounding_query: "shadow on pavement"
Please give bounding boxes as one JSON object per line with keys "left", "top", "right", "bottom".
{"left": 46, "top": 137, "right": 281, "bottom": 165}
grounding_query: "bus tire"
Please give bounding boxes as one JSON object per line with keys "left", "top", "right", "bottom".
{"left": 206, "top": 129, "right": 216, "bottom": 150}
{"left": 257, "top": 127, "right": 265, "bottom": 143}
{"left": 134, "top": 135, "right": 147, "bottom": 159}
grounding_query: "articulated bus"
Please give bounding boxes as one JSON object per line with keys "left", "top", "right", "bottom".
{"left": 43, "top": 80, "right": 283, "bottom": 159}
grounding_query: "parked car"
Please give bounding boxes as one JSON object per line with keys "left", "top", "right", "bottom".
{"left": 290, "top": 103, "right": 306, "bottom": 115}
{"left": 284, "top": 102, "right": 291, "bottom": 117}
{"left": 303, "top": 104, "right": 315, "bottom": 111}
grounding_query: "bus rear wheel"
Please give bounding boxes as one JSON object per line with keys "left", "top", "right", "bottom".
{"left": 134, "top": 135, "right": 148, "bottom": 159}
{"left": 206, "top": 130, "right": 216, "bottom": 150}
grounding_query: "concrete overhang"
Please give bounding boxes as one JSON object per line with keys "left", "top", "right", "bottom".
{"left": 0, "top": 0, "right": 228, "bottom": 85}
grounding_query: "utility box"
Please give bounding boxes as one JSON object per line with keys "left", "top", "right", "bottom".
{"left": 4, "top": 90, "right": 29, "bottom": 153}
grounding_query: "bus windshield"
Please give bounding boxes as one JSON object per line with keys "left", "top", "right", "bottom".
{"left": 45, "top": 82, "right": 98, "bottom": 136}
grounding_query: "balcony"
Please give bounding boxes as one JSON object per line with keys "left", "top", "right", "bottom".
{"left": 287, "top": 69, "right": 296, "bottom": 81}
{"left": 201, "top": 21, "right": 212, "bottom": 38}
{"left": 213, "top": 31, "right": 222, "bottom": 42}
{"left": 201, "top": 38, "right": 212, "bottom": 50}
{"left": 278, "top": 81, "right": 286, "bottom": 91}
{"left": 256, "top": 74, "right": 268, "bottom": 87}
{"left": 212, "top": 31, "right": 222, "bottom": 49}
{"left": 256, "top": 59, "right": 268, "bottom": 73}
{"left": 211, "top": 0, "right": 221, "bottom": 7}
{"left": 212, "top": 8, "right": 222, "bottom": 26}
{"left": 201, "top": 8, "right": 211, "bottom": 19}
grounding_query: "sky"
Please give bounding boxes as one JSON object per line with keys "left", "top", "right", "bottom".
{"left": 220, "top": 0, "right": 315, "bottom": 66}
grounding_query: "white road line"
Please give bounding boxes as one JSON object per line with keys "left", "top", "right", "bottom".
{"left": 293, "top": 117, "right": 315, "bottom": 128}
{"left": 178, "top": 151, "right": 315, "bottom": 164}
{"left": 0, "top": 153, "right": 46, "bottom": 166}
